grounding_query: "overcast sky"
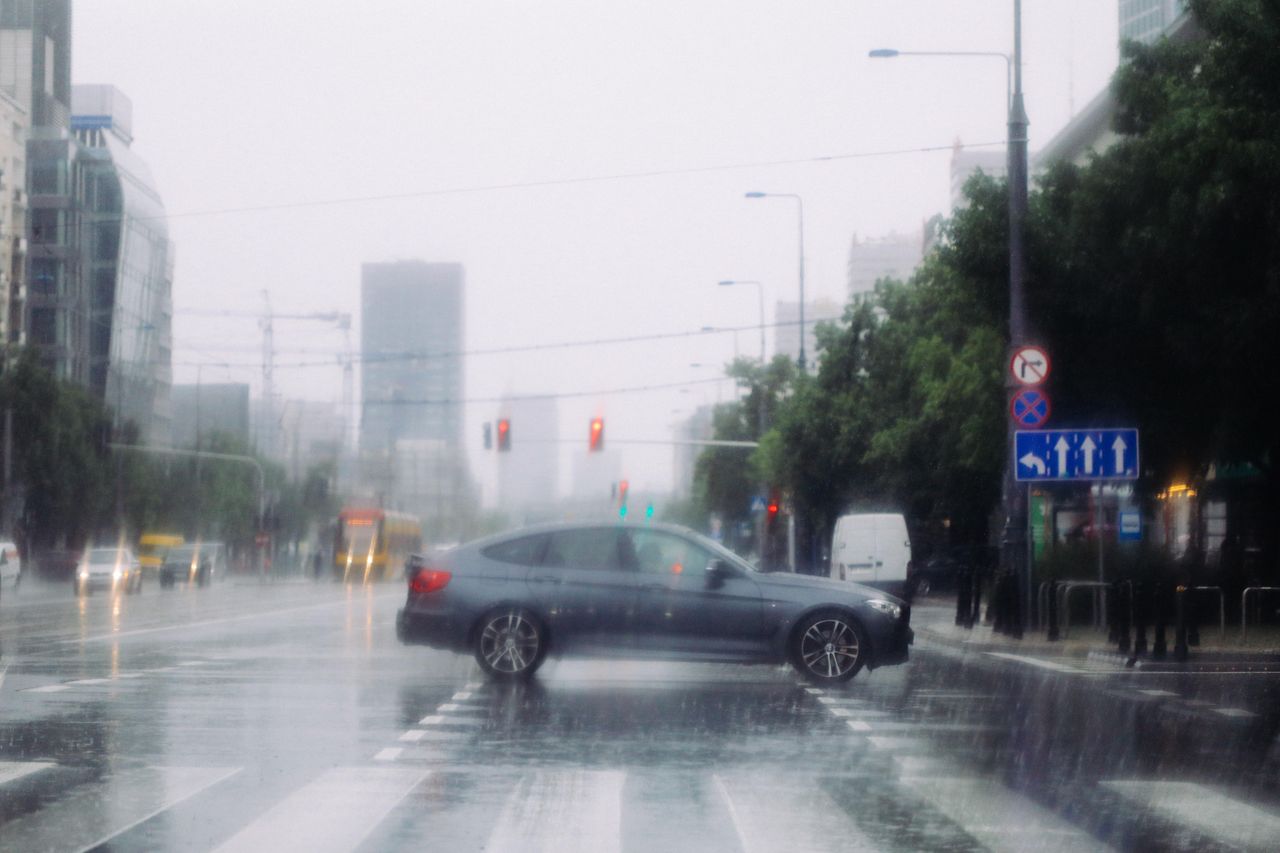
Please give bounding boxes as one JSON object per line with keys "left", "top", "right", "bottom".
{"left": 72, "top": 0, "right": 1119, "bottom": 504}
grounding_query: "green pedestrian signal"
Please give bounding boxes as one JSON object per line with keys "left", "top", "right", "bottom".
{"left": 619, "top": 505, "right": 628, "bottom": 519}
{"left": 645, "top": 504, "right": 654, "bottom": 519}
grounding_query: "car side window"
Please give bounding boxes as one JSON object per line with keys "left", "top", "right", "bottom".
{"left": 629, "top": 531, "right": 714, "bottom": 576}
{"left": 481, "top": 534, "right": 549, "bottom": 566}
{"left": 545, "top": 529, "right": 623, "bottom": 571}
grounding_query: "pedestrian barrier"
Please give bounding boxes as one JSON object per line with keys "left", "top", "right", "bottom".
{"left": 1189, "top": 586, "right": 1226, "bottom": 639}
{"left": 1240, "top": 587, "right": 1280, "bottom": 640}
{"left": 1058, "top": 581, "right": 1110, "bottom": 639}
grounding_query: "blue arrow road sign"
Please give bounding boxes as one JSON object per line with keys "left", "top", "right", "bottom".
{"left": 1015, "top": 429, "right": 1139, "bottom": 481}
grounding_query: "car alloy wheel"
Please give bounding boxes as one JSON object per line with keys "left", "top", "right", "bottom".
{"left": 795, "top": 613, "right": 864, "bottom": 683}
{"left": 476, "top": 610, "right": 544, "bottom": 678}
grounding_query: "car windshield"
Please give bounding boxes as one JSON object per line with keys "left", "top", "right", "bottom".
{"left": 4, "top": 2, "right": 1278, "bottom": 850}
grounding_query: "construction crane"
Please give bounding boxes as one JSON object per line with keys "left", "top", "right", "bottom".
{"left": 178, "top": 298, "right": 354, "bottom": 459}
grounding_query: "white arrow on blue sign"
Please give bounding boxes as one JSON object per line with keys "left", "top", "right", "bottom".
{"left": 1015, "top": 429, "right": 1139, "bottom": 481}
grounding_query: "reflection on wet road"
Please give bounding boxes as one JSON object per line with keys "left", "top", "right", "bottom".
{"left": 2, "top": 583, "right": 1279, "bottom": 851}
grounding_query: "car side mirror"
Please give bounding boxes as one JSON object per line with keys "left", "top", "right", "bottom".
{"left": 705, "top": 559, "right": 734, "bottom": 582}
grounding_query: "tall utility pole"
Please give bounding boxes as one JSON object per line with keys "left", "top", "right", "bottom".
{"left": 1002, "top": 0, "right": 1031, "bottom": 636}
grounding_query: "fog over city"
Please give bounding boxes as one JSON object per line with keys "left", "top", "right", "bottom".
{"left": 73, "top": 0, "right": 1116, "bottom": 501}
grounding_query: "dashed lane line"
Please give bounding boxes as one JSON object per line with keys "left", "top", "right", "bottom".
{"left": 0, "top": 760, "right": 55, "bottom": 786}
{"left": 1213, "top": 707, "right": 1258, "bottom": 718}
{"left": 1101, "top": 780, "right": 1280, "bottom": 851}
{"left": 373, "top": 748, "right": 402, "bottom": 762}
{"left": 397, "top": 730, "right": 426, "bottom": 743}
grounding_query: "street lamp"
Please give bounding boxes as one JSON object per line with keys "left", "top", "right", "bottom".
{"left": 717, "top": 280, "right": 766, "bottom": 364}
{"left": 745, "top": 192, "right": 806, "bottom": 371}
{"left": 870, "top": 1, "right": 1031, "bottom": 633}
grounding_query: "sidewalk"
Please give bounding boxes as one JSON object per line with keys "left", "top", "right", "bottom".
{"left": 911, "top": 598, "right": 1280, "bottom": 662}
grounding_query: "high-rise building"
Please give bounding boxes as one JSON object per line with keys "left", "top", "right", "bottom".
{"left": 673, "top": 404, "right": 714, "bottom": 499}
{"left": 71, "top": 85, "right": 174, "bottom": 442}
{"left": 1119, "top": 0, "right": 1186, "bottom": 45}
{"left": 5, "top": 0, "right": 82, "bottom": 381}
{"left": 496, "top": 394, "right": 559, "bottom": 523}
{"left": 846, "top": 231, "right": 923, "bottom": 296}
{"left": 360, "top": 261, "right": 464, "bottom": 452}
{"left": 950, "top": 143, "right": 1007, "bottom": 211}
{"left": 775, "top": 298, "right": 844, "bottom": 370}
{"left": 0, "top": 85, "right": 25, "bottom": 348}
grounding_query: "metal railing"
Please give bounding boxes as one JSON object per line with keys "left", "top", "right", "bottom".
{"left": 1057, "top": 580, "right": 1110, "bottom": 639}
{"left": 1240, "top": 587, "right": 1280, "bottom": 640}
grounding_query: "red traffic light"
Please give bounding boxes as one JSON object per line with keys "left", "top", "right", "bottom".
{"left": 497, "top": 418, "right": 511, "bottom": 452}
{"left": 589, "top": 417, "right": 604, "bottom": 452}
{"left": 619, "top": 479, "right": 629, "bottom": 503}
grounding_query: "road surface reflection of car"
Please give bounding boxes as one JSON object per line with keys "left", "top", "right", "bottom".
{"left": 75, "top": 547, "right": 143, "bottom": 595}
{"left": 397, "top": 522, "right": 913, "bottom": 683}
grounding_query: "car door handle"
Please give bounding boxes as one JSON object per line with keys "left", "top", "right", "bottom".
{"left": 531, "top": 574, "right": 562, "bottom": 585}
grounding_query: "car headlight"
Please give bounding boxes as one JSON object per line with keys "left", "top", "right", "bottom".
{"left": 78, "top": 569, "right": 89, "bottom": 579}
{"left": 113, "top": 568, "right": 123, "bottom": 580}
{"left": 865, "top": 598, "right": 902, "bottom": 620}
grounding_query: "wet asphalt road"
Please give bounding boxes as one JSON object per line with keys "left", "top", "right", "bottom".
{"left": 2, "top": 578, "right": 1279, "bottom": 852}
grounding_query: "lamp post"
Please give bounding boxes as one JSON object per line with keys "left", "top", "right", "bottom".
{"left": 870, "top": 0, "right": 1030, "bottom": 633}
{"left": 745, "top": 193, "right": 806, "bottom": 371}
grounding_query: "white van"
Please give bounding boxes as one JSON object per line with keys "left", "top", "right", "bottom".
{"left": 829, "top": 513, "right": 912, "bottom": 597}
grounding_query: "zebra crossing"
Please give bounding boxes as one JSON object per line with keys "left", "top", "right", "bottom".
{"left": 4, "top": 677, "right": 1280, "bottom": 853}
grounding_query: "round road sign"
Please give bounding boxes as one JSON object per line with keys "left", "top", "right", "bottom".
{"left": 1010, "top": 346, "right": 1051, "bottom": 386}
{"left": 1010, "top": 388, "right": 1051, "bottom": 428}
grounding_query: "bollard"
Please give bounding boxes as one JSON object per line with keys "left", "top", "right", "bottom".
{"left": 971, "top": 566, "right": 983, "bottom": 629}
{"left": 1009, "top": 572, "right": 1023, "bottom": 640}
{"left": 1133, "top": 579, "right": 1149, "bottom": 655}
{"left": 1107, "top": 581, "right": 1119, "bottom": 644}
{"left": 1174, "top": 585, "right": 1189, "bottom": 662}
{"left": 955, "top": 565, "right": 973, "bottom": 628}
{"left": 1152, "top": 582, "right": 1168, "bottom": 660}
{"left": 1046, "top": 579, "right": 1060, "bottom": 641}
{"left": 992, "top": 574, "right": 1007, "bottom": 634}
{"left": 1116, "top": 581, "right": 1132, "bottom": 654}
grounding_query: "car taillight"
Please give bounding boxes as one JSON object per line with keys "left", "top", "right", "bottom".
{"left": 409, "top": 568, "right": 451, "bottom": 594}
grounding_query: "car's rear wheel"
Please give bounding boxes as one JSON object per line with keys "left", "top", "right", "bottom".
{"left": 792, "top": 611, "right": 866, "bottom": 683}
{"left": 474, "top": 609, "right": 545, "bottom": 679}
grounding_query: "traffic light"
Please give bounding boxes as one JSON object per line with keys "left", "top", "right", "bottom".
{"left": 645, "top": 503, "right": 654, "bottom": 520}
{"left": 483, "top": 422, "right": 493, "bottom": 450}
{"left": 497, "top": 418, "right": 511, "bottom": 452}
{"left": 589, "top": 417, "right": 604, "bottom": 452}
{"left": 619, "top": 479, "right": 629, "bottom": 504}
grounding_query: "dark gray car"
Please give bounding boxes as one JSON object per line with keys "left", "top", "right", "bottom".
{"left": 396, "top": 522, "right": 912, "bottom": 683}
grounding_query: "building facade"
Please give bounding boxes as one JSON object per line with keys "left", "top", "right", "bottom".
{"left": 71, "top": 85, "right": 173, "bottom": 443}
{"left": 495, "top": 393, "right": 559, "bottom": 523}
{"left": 1119, "top": 0, "right": 1187, "bottom": 45}
{"left": 846, "top": 231, "right": 923, "bottom": 296}
{"left": 774, "top": 298, "right": 843, "bottom": 370}
{"left": 950, "top": 143, "right": 1007, "bottom": 211}
{"left": 0, "top": 86, "right": 27, "bottom": 349}
{"left": 360, "top": 261, "right": 464, "bottom": 452}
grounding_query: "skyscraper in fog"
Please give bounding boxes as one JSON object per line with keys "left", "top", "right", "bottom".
{"left": 1119, "top": 0, "right": 1186, "bottom": 45}
{"left": 360, "top": 261, "right": 464, "bottom": 451}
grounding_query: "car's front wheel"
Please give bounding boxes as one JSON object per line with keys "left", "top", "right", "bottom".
{"left": 792, "top": 611, "right": 866, "bottom": 683}
{"left": 474, "top": 609, "right": 546, "bottom": 679}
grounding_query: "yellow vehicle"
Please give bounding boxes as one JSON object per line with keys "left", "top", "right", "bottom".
{"left": 137, "top": 533, "right": 184, "bottom": 576}
{"left": 334, "top": 508, "right": 422, "bottom": 582}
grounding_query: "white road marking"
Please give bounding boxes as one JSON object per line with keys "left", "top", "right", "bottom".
{"left": 713, "top": 773, "right": 879, "bottom": 853}
{"left": 1102, "top": 780, "right": 1280, "bottom": 851}
{"left": 803, "top": 687, "right": 824, "bottom": 695}
{"left": 451, "top": 690, "right": 473, "bottom": 701}
{"left": 24, "top": 684, "right": 69, "bottom": 693}
{"left": 986, "top": 652, "right": 1086, "bottom": 673}
{"left": 213, "top": 766, "right": 427, "bottom": 853}
{"left": 868, "top": 736, "right": 917, "bottom": 751}
{"left": 418, "top": 714, "right": 444, "bottom": 725}
{"left": 1137, "top": 689, "right": 1177, "bottom": 696}
{"left": 436, "top": 702, "right": 461, "bottom": 712}
{"left": 1213, "top": 707, "right": 1258, "bottom": 718}
{"left": 465, "top": 681, "right": 481, "bottom": 690}
{"left": 70, "top": 596, "right": 396, "bottom": 645}
{"left": 178, "top": 661, "right": 207, "bottom": 667}
{"left": 398, "top": 730, "right": 425, "bottom": 742}
{"left": 816, "top": 696, "right": 834, "bottom": 704}
{"left": 484, "top": 769, "right": 624, "bottom": 853}
{"left": 117, "top": 673, "right": 146, "bottom": 679}
{"left": 0, "top": 760, "right": 54, "bottom": 786}
{"left": 902, "top": 776, "right": 1111, "bottom": 852}
{"left": 829, "top": 707, "right": 851, "bottom": 717}
{"left": 373, "top": 748, "right": 402, "bottom": 762}
{"left": 0, "top": 766, "right": 240, "bottom": 853}
{"left": 66, "top": 678, "right": 111, "bottom": 685}
{"left": 847, "top": 720, "right": 873, "bottom": 732}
